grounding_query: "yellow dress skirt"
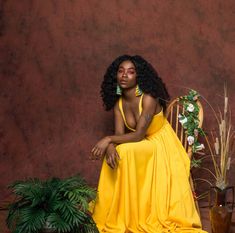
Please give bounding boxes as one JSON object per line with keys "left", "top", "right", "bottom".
{"left": 92, "top": 96, "right": 207, "bottom": 233}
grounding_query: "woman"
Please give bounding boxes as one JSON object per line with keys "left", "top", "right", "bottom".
{"left": 91, "top": 55, "right": 206, "bottom": 233}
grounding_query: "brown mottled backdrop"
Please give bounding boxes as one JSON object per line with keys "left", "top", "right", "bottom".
{"left": 0, "top": 0, "right": 235, "bottom": 231}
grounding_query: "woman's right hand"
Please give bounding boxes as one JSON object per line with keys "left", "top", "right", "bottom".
{"left": 106, "top": 144, "right": 120, "bottom": 169}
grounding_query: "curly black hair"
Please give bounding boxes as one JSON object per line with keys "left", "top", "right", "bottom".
{"left": 101, "top": 55, "right": 170, "bottom": 112}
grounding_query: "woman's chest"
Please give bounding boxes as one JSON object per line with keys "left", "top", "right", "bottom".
{"left": 122, "top": 101, "right": 140, "bottom": 129}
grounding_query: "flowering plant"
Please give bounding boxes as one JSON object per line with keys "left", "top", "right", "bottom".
{"left": 178, "top": 90, "right": 205, "bottom": 167}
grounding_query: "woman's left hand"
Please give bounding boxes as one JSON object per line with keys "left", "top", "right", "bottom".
{"left": 91, "top": 137, "right": 111, "bottom": 159}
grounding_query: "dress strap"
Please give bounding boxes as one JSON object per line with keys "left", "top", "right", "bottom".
{"left": 118, "top": 97, "right": 135, "bottom": 131}
{"left": 138, "top": 93, "right": 144, "bottom": 114}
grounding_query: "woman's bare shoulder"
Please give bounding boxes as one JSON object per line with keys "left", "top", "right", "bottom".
{"left": 114, "top": 98, "right": 121, "bottom": 112}
{"left": 142, "top": 93, "right": 159, "bottom": 104}
{"left": 142, "top": 93, "right": 161, "bottom": 112}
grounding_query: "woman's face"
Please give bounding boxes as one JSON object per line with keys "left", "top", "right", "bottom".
{"left": 117, "top": 60, "right": 137, "bottom": 89}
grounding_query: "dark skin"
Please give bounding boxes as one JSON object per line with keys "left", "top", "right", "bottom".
{"left": 91, "top": 60, "right": 162, "bottom": 168}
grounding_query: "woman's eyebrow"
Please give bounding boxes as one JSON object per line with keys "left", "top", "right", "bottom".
{"left": 118, "top": 66, "right": 135, "bottom": 70}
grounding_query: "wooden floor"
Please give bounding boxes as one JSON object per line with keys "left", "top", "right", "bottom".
{"left": 0, "top": 204, "right": 234, "bottom": 233}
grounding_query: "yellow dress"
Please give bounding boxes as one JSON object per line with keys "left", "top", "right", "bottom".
{"left": 92, "top": 95, "right": 207, "bottom": 233}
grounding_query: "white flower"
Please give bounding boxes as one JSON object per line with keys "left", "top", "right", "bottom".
{"left": 193, "top": 95, "right": 198, "bottom": 101}
{"left": 187, "top": 103, "right": 195, "bottom": 112}
{"left": 178, "top": 114, "right": 188, "bottom": 126}
{"left": 187, "top": 136, "right": 195, "bottom": 145}
{"left": 195, "top": 143, "right": 205, "bottom": 151}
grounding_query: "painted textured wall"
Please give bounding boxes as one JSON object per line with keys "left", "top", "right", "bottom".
{"left": 0, "top": 1, "right": 235, "bottom": 230}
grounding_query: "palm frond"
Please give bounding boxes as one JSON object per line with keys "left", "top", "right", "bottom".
{"left": 6, "top": 174, "right": 98, "bottom": 233}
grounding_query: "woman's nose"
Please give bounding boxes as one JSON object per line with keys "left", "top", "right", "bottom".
{"left": 122, "top": 71, "right": 127, "bottom": 77}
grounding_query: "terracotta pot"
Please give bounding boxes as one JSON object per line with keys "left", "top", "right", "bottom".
{"left": 40, "top": 227, "right": 57, "bottom": 233}
{"left": 40, "top": 230, "right": 57, "bottom": 233}
{"left": 209, "top": 186, "right": 234, "bottom": 233}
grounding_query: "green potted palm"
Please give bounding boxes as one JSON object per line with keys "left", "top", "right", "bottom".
{"left": 6, "top": 174, "right": 98, "bottom": 233}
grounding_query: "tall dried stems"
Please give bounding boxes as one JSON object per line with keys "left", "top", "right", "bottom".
{"left": 204, "top": 84, "right": 235, "bottom": 190}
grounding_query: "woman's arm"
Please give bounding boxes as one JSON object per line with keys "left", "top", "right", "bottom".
{"left": 91, "top": 101, "right": 124, "bottom": 163}
{"left": 104, "top": 103, "right": 124, "bottom": 168}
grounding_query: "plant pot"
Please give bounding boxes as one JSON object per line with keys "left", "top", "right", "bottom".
{"left": 40, "top": 228, "right": 57, "bottom": 233}
{"left": 39, "top": 221, "right": 57, "bottom": 233}
{"left": 209, "top": 186, "right": 234, "bottom": 233}
{"left": 40, "top": 230, "right": 57, "bottom": 233}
